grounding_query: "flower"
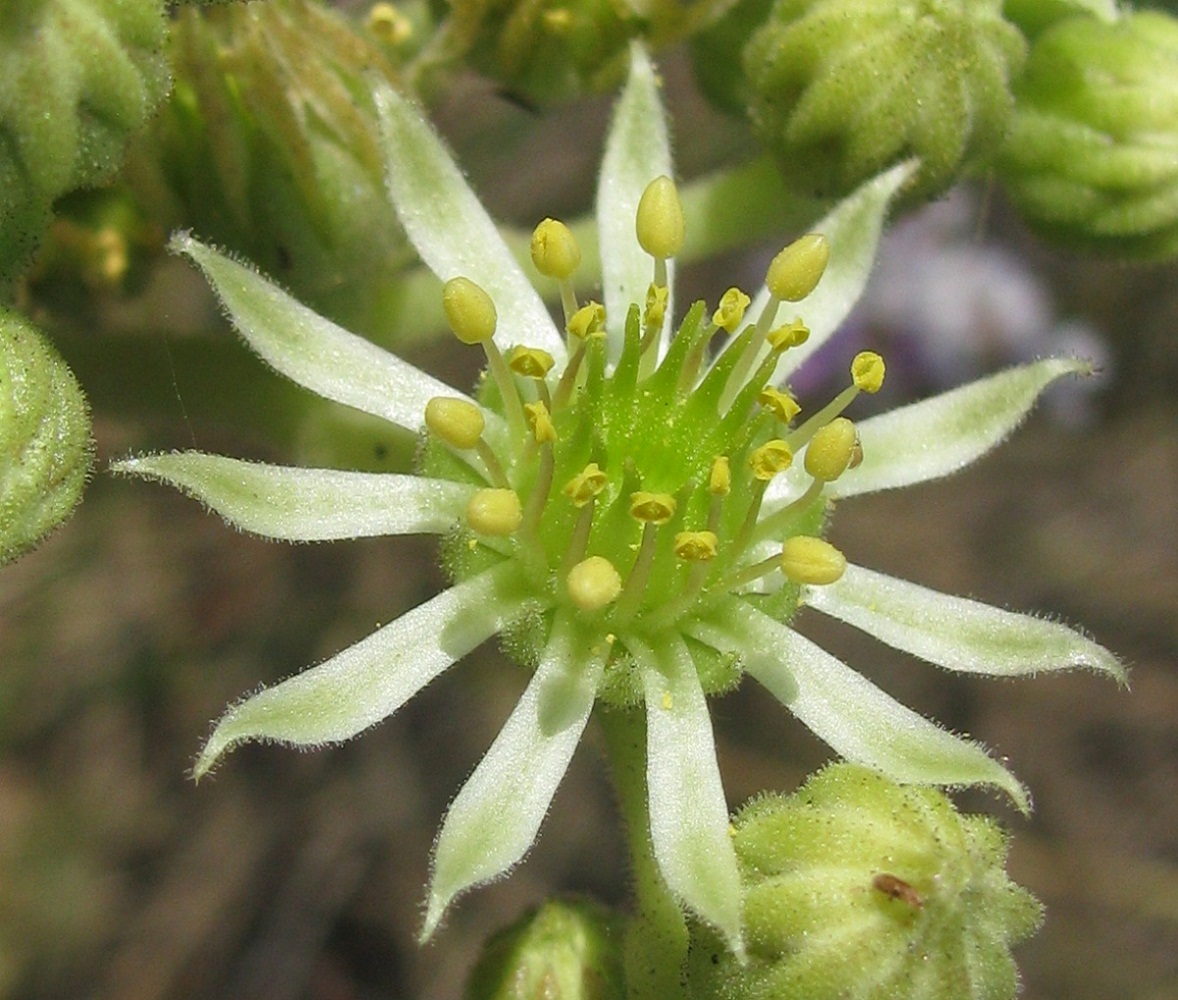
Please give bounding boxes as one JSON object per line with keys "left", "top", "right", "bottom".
{"left": 113, "top": 45, "right": 1122, "bottom": 953}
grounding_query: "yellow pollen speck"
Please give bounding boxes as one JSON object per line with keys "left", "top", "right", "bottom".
{"left": 424, "top": 396, "right": 485, "bottom": 450}
{"left": 636, "top": 175, "right": 685, "bottom": 259}
{"left": 509, "top": 345, "right": 555, "bottom": 379}
{"left": 709, "top": 456, "right": 731, "bottom": 496}
{"left": 524, "top": 400, "right": 556, "bottom": 443}
{"left": 630, "top": 491, "right": 677, "bottom": 524}
{"left": 644, "top": 283, "right": 669, "bottom": 328}
{"left": 661, "top": 690, "right": 673, "bottom": 711}
{"left": 674, "top": 530, "right": 718, "bottom": 561}
{"left": 759, "top": 386, "right": 801, "bottom": 424}
{"left": 767, "top": 319, "right": 811, "bottom": 352}
{"left": 750, "top": 440, "right": 794, "bottom": 481}
{"left": 567, "top": 556, "right": 622, "bottom": 612}
{"left": 712, "top": 287, "right": 751, "bottom": 333}
{"left": 766, "top": 234, "right": 830, "bottom": 302}
{"left": 467, "top": 488, "right": 522, "bottom": 536}
{"left": 805, "top": 417, "right": 858, "bottom": 482}
{"left": 530, "top": 218, "right": 581, "bottom": 279}
{"left": 851, "top": 351, "right": 886, "bottom": 393}
{"left": 563, "top": 463, "right": 608, "bottom": 506}
{"left": 368, "top": 2, "right": 412, "bottom": 44}
{"left": 780, "top": 535, "right": 847, "bottom": 585}
{"left": 542, "top": 7, "right": 573, "bottom": 31}
{"left": 567, "top": 301, "right": 606, "bottom": 340}
{"left": 443, "top": 276, "right": 497, "bottom": 344}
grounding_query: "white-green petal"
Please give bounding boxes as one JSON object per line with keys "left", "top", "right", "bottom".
{"left": 172, "top": 234, "right": 470, "bottom": 434}
{"left": 374, "top": 82, "right": 565, "bottom": 363}
{"left": 597, "top": 43, "right": 674, "bottom": 359}
{"left": 113, "top": 452, "right": 471, "bottom": 541}
{"left": 830, "top": 358, "right": 1092, "bottom": 498}
{"left": 805, "top": 563, "right": 1126, "bottom": 683}
{"left": 734, "top": 160, "right": 915, "bottom": 382}
{"left": 692, "top": 602, "right": 1030, "bottom": 812}
{"left": 194, "top": 563, "right": 523, "bottom": 778}
{"left": 637, "top": 635, "right": 744, "bottom": 956}
{"left": 423, "top": 615, "right": 601, "bottom": 940}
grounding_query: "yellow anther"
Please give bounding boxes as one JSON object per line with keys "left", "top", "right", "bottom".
{"left": 767, "top": 319, "right": 811, "bottom": 352}
{"left": 636, "top": 175, "right": 685, "bottom": 259}
{"left": 567, "top": 301, "right": 606, "bottom": 340}
{"left": 712, "top": 287, "right": 751, "bottom": 333}
{"left": 508, "top": 346, "right": 555, "bottom": 379}
{"left": 759, "top": 386, "right": 801, "bottom": 424}
{"left": 766, "top": 234, "right": 830, "bottom": 302}
{"left": 644, "top": 283, "right": 669, "bottom": 329}
{"left": 749, "top": 440, "right": 794, "bottom": 481}
{"left": 368, "top": 2, "right": 412, "bottom": 44}
{"left": 541, "top": 7, "right": 573, "bottom": 31}
{"left": 674, "top": 530, "right": 718, "bottom": 561}
{"left": 851, "top": 351, "right": 885, "bottom": 393}
{"left": 524, "top": 400, "right": 556, "bottom": 444}
{"left": 443, "top": 276, "right": 497, "bottom": 344}
{"left": 467, "top": 488, "right": 522, "bottom": 536}
{"left": 780, "top": 535, "right": 847, "bottom": 585}
{"left": 424, "top": 397, "right": 485, "bottom": 450}
{"left": 567, "top": 556, "right": 623, "bottom": 612}
{"left": 563, "top": 463, "right": 608, "bottom": 507}
{"left": 630, "top": 491, "right": 677, "bottom": 524}
{"left": 530, "top": 218, "right": 581, "bottom": 280}
{"left": 709, "top": 456, "right": 731, "bottom": 496}
{"left": 804, "top": 417, "right": 858, "bottom": 482}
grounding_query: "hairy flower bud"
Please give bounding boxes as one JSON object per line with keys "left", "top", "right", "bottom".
{"left": 998, "top": 10, "right": 1178, "bottom": 259}
{"left": 0, "top": 0, "right": 169, "bottom": 284}
{"left": 1, "top": 309, "right": 93, "bottom": 565}
{"left": 688, "top": 764, "right": 1043, "bottom": 1000}
{"left": 743, "top": 0, "right": 1026, "bottom": 201}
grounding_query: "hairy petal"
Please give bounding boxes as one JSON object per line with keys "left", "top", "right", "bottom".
{"left": 113, "top": 452, "right": 472, "bottom": 541}
{"left": 375, "top": 82, "right": 565, "bottom": 362}
{"left": 172, "top": 234, "right": 471, "bottom": 434}
{"left": 423, "top": 615, "right": 601, "bottom": 939}
{"left": 637, "top": 635, "right": 744, "bottom": 955}
{"left": 691, "top": 602, "right": 1029, "bottom": 812}
{"left": 830, "top": 358, "right": 1092, "bottom": 498}
{"left": 195, "top": 563, "right": 525, "bottom": 777}
{"left": 806, "top": 563, "right": 1126, "bottom": 683}
{"left": 598, "top": 43, "right": 675, "bottom": 358}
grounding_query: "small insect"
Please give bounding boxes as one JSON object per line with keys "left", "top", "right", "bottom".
{"left": 872, "top": 873, "right": 924, "bottom": 908}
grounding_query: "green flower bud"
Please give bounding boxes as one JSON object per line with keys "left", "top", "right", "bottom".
{"left": 466, "top": 898, "right": 625, "bottom": 1000}
{"left": 998, "top": 10, "right": 1178, "bottom": 260}
{"left": 1003, "top": 0, "right": 1115, "bottom": 41}
{"left": 122, "top": 0, "right": 411, "bottom": 329}
{"left": 0, "top": 0, "right": 169, "bottom": 284}
{"left": 743, "top": 0, "right": 1026, "bottom": 201}
{"left": 1, "top": 309, "right": 93, "bottom": 566}
{"left": 688, "top": 764, "right": 1042, "bottom": 1000}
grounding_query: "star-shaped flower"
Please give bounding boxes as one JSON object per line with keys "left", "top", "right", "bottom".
{"left": 114, "top": 46, "right": 1122, "bottom": 954}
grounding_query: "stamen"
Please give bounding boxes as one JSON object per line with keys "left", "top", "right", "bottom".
{"left": 530, "top": 218, "right": 581, "bottom": 323}
{"left": 789, "top": 351, "right": 886, "bottom": 451}
{"left": 733, "top": 441, "right": 793, "bottom": 555}
{"left": 567, "top": 556, "right": 622, "bottom": 612}
{"left": 613, "top": 491, "right": 677, "bottom": 625}
{"left": 524, "top": 401, "right": 556, "bottom": 445}
{"left": 639, "top": 283, "right": 669, "bottom": 364}
{"left": 521, "top": 403, "right": 556, "bottom": 546}
{"left": 424, "top": 396, "right": 510, "bottom": 487}
{"left": 636, "top": 175, "right": 685, "bottom": 291}
{"left": 466, "top": 488, "right": 522, "bottom": 536}
{"left": 674, "top": 530, "right": 718, "bottom": 562}
{"left": 758, "top": 386, "right": 801, "bottom": 425}
{"left": 767, "top": 320, "right": 810, "bottom": 353}
{"left": 780, "top": 535, "right": 847, "bottom": 585}
{"left": 508, "top": 346, "right": 555, "bottom": 380}
{"left": 713, "top": 287, "right": 751, "bottom": 334}
{"left": 563, "top": 463, "right": 608, "bottom": 506}
{"left": 707, "top": 455, "right": 730, "bottom": 535}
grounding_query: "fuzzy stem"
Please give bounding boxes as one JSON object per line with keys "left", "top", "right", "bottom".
{"left": 599, "top": 707, "right": 690, "bottom": 1000}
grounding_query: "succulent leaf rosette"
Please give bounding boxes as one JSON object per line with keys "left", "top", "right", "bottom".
{"left": 114, "top": 47, "right": 1121, "bottom": 951}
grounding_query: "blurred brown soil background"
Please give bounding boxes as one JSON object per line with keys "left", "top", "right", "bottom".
{"left": 2, "top": 59, "right": 1177, "bottom": 1000}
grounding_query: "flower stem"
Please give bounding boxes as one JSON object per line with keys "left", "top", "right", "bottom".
{"left": 599, "top": 707, "right": 690, "bottom": 1000}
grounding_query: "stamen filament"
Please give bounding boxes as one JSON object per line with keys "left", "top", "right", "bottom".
{"left": 483, "top": 338, "right": 527, "bottom": 440}
{"left": 559, "top": 279, "right": 579, "bottom": 325}
{"left": 474, "top": 439, "right": 510, "bottom": 488}
{"left": 718, "top": 298, "right": 780, "bottom": 411}
{"left": 752, "top": 477, "right": 824, "bottom": 543}
{"left": 521, "top": 441, "right": 555, "bottom": 546}
{"left": 720, "top": 551, "right": 781, "bottom": 592}
{"left": 613, "top": 521, "right": 660, "bottom": 626}
{"left": 553, "top": 340, "right": 587, "bottom": 409}
{"left": 561, "top": 499, "right": 597, "bottom": 577}
{"left": 788, "top": 385, "right": 859, "bottom": 451}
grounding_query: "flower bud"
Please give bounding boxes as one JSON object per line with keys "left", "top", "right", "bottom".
{"left": 688, "top": 764, "right": 1043, "bottom": 1000}
{"left": 1, "top": 309, "right": 93, "bottom": 565}
{"left": 0, "top": 0, "right": 168, "bottom": 282}
{"left": 743, "top": 0, "right": 1025, "bottom": 201}
{"left": 998, "top": 10, "right": 1178, "bottom": 259}
{"left": 466, "top": 897, "right": 625, "bottom": 1000}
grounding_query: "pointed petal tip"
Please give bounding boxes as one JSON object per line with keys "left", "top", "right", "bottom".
{"left": 418, "top": 898, "right": 445, "bottom": 944}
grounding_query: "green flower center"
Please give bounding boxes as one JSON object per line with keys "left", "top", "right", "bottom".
{"left": 420, "top": 179, "right": 883, "bottom": 705}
